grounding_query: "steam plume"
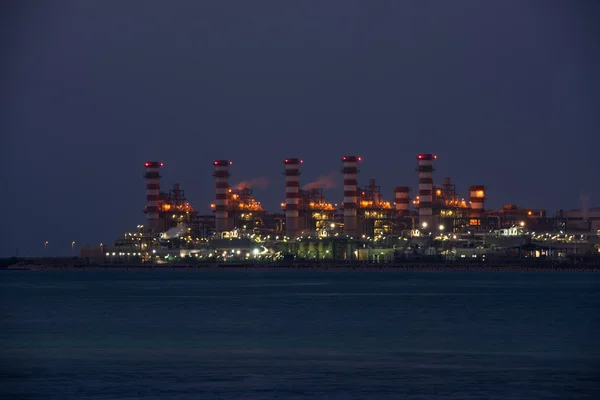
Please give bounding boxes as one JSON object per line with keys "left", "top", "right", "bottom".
{"left": 303, "top": 171, "right": 337, "bottom": 190}
{"left": 232, "top": 177, "right": 269, "bottom": 190}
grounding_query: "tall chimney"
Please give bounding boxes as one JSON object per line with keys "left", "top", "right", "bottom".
{"left": 394, "top": 186, "right": 410, "bottom": 216}
{"left": 342, "top": 156, "right": 361, "bottom": 237}
{"left": 284, "top": 158, "right": 302, "bottom": 238}
{"left": 213, "top": 160, "right": 231, "bottom": 232}
{"left": 144, "top": 161, "right": 163, "bottom": 232}
{"left": 417, "top": 154, "right": 436, "bottom": 229}
{"left": 469, "top": 185, "right": 486, "bottom": 215}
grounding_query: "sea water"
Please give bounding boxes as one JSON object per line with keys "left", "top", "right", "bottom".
{"left": 1, "top": 270, "right": 599, "bottom": 399}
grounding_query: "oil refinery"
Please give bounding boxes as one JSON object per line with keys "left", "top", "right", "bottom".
{"left": 81, "top": 154, "right": 600, "bottom": 265}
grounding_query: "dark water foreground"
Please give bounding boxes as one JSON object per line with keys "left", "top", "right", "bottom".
{"left": 1, "top": 270, "right": 599, "bottom": 399}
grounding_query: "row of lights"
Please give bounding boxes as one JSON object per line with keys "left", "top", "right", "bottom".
{"left": 43, "top": 241, "right": 78, "bottom": 247}
{"left": 420, "top": 222, "right": 445, "bottom": 231}
{"left": 43, "top": 241, "right": 78, "bottom": 254}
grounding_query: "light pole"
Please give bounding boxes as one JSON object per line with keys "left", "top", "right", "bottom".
{"left": 72, "top": 241, "right": 76, "bottom": 257}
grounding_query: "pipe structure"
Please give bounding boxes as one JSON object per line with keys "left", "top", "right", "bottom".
{"left": 394, "top": 186, "right": 410, "bottom": 216}
{"left": 284, "top": 158, "right": 302, "bottom": 238}
{"left": 342, "top": 155, "right": 361, "bottom": 237}
{"left": 469, "top": 185, "right": 486, "bottom": 215}
{"left": 417, "top": 154, "right": 436, "bottom": 229}
{"left": 213, "top": 160, "right": 231, "bottom": 232}
{"left": 144, "top": 161, "right": 163, "bottom": 232}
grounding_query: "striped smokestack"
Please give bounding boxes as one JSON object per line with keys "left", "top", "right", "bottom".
{"left": 469, "top": 185, "right": 486, "bottom": 215}
{"left": 394, "top": 186, "right": 410, "bottom": 216}
{"left": 213, "top": 160, "right": 231, "bottom": 232}
{"left": 284, "top": 158, "right": 302, "bottom": 238}
{"left": 417, "top": 154, "right": 436, "bottom": 228}
{"left": 144, "top": 161, "right": 163, "bottom": 232}
{"left": 342, "top": 156, "right": 361, "bottom": 237}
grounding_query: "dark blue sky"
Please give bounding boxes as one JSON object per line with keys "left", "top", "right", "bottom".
{"left": 2, "top": 0, "right": 599, "bottom": 256}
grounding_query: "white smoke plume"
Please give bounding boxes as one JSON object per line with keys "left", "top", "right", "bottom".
{"left": 162, "top": 224, "right": 188, "bottom": 239}
{"left": 303, "top": 171, "right": 338, "bottom": 190}
{"left": 232, "top": 177, "right": 269, "bottom": 190}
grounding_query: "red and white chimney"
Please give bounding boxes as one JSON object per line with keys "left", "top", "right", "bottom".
{"left": 144, "top": 161, "right": 163, "bottom": 232}
{"left": 342, "top": 156, "right": 361, "bottom": 237}
{"left": 417, "top": 154, "right": 436, "bottom": 228}
{"left": 469, "top": 185, "right": 486, "bottom": 215}
{"left": 284, "top": 158, "right": 302, "bottom": 238}
{"left": 213, "top": 160, "right": 231, "bottom": 232}
{"left": 394, "top": 186, "right": 410, "bottom": 216}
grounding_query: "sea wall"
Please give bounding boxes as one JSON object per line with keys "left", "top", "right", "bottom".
{"left": 7, "top": 264, "right": 600, "bottom": 272}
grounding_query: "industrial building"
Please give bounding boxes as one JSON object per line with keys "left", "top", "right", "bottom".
{"left": 81, "top": 154, "right": 600, "bottom": 264}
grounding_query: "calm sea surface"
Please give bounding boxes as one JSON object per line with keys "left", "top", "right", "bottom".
{"left": 1, "top": 270, "right": 599, "bottom": 399}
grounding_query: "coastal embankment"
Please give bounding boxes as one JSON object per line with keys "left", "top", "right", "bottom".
{"left": 6, "top": 263, "right": 600, "bottom": 272}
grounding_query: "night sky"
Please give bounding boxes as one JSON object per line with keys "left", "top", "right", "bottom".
{"left": 2, "top": 1, "right": 599, "bottom": 257}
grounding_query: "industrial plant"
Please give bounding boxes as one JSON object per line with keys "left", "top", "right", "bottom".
{"left": 81, "top": 155, "right": 600, "bottom": 265}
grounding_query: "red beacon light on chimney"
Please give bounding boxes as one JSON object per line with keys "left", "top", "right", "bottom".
{"left": 160, "top": 162, "right": 164, "bottom": 167}
{"left": 145, "top": 162, "right": 149, "bottom": 167}
{"left": 358, "top": 157, "right": 362, "bottom": 161}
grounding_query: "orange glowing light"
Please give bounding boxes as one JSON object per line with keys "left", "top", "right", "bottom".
{"left": 309, "top": 202, "right": 334, "bottom": 211}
